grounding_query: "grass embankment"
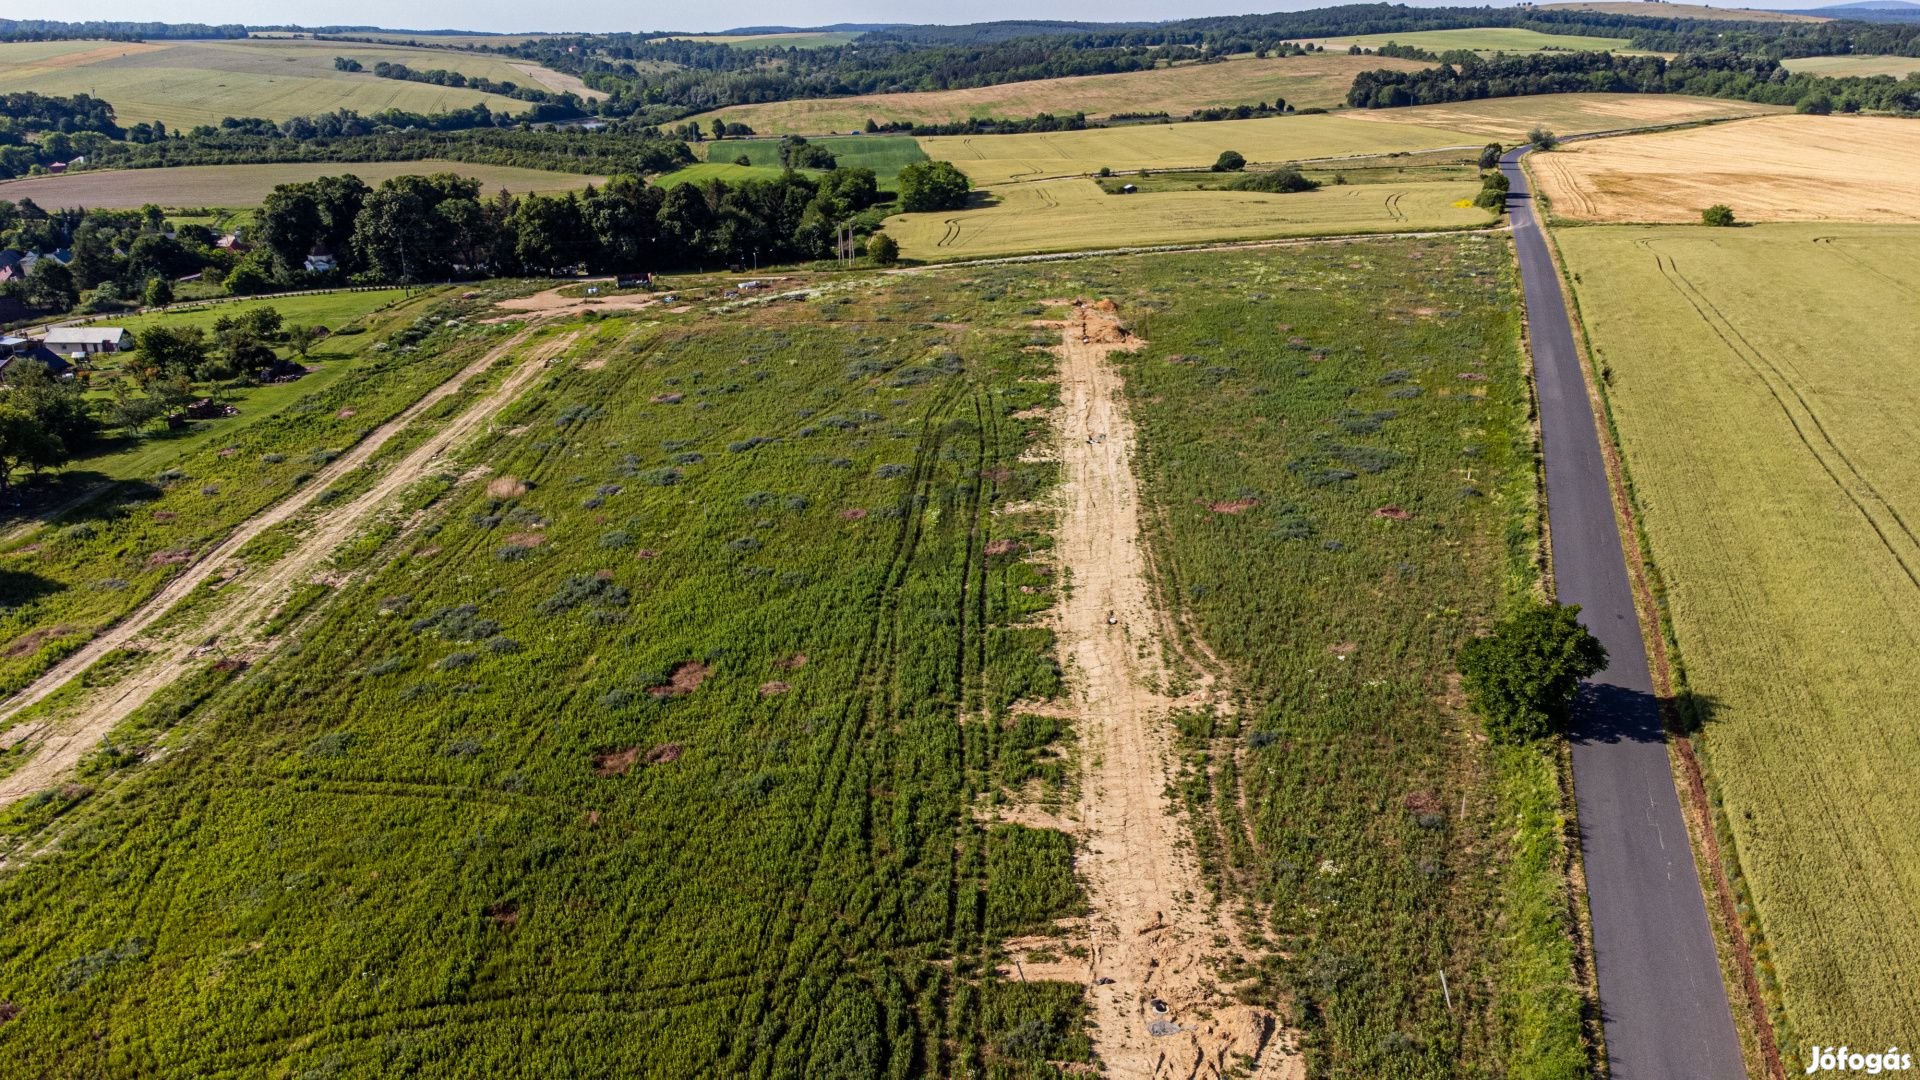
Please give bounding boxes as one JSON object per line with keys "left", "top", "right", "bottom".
{"left": 1108, "top": 237, "right": 1582, "bottom": 1077}
{"left": 688, "top": 54, "right": 1430, "bottom": 135}
{"left": 0, "top": 275, "right": 1094, "bottom": 1076}
{"left": 0, "top": 289, "right": 472, "bottom": 697}
{"left": 0, "top": 162, "right": 602, "bottom": 212}
{"left": 0, "top": 38, "right": 560, "bottom": 129}
{"left": 1556, "top": 222, "right": 1920, "bottom": 1069}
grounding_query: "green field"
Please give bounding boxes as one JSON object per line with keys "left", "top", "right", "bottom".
{"left": 0, "top": 162, "right": 603, "bottom": 210}
{"left": 883, "top": 177, "right": 1490, "bottom": 260}
{"left": 0, "top": 289, "right": 468, "bottom": 698}
{"left": 1103, "top": 235, "right": 1579, "bottom": 1078}
{"left": 652, "top": 162, "right": 797, "bottom": 188}
{"left": 1303, "top": 27, "right": 1640, "bottom": 54}
{"left": 0, "top": 38, "right": 574, "bottom": 128}
{"left": 1781, "top": 54, "right": 1920, "bottom": 78}
{"left": 1555, "top": 222, "right": 1920, "bottom": 1068}
{"left": 0, "top": 242, "right": 1581, "bottom": 1078}
{"left": 713, "top": 135, "right": 929, "bottom": 188}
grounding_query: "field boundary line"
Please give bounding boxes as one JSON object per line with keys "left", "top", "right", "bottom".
{"left": 0, "top": 326, "right": 542, "bottom": 806}
{"left": 1528, "top": 153, "right": 1787, "bottom": 1080}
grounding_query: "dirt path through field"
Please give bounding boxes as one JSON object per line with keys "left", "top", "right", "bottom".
{"left": 1039, "top": 302, "right": 1297, "bottom": 1079}
{"left": 0, "top": 328, "right": 563, "bottom": 807}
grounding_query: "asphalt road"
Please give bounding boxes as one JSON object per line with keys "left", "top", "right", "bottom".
{"left": 1500, "top": 148, "right": 1747, "bottom": 1080}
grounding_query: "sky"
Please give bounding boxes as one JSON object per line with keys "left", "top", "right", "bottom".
{"left": 1, "top": 0, "right": 1825, "bottom": 34}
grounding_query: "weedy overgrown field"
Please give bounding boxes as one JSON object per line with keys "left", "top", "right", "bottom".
{"left": 0, "top": 239, "right": 1581, "bottom": 1079}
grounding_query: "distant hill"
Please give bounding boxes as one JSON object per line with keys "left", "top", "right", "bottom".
{"left": 1800, "top": 0, "right": 1920, "bottom": 18}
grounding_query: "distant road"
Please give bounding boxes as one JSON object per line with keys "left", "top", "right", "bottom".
{"left": 1501, "top": 147, "right": 1746, "bottom": 1080}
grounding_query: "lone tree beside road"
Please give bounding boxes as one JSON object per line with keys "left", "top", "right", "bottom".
{"left": 1527, "top": 126, "right": 1559, "bottom": 151}
{"left": 1459, "top": 601, "right": 1607, "bottom": 743}
{"left": 1478, "top": 143, "right": 1503, "bottom": 170}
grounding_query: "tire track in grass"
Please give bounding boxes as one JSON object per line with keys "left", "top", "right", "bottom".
{"left": 1652, "top": 253, "right": 1920, "bottom": 589}
{"left": 0, "top": 328, "right": 567, "bottom": 807}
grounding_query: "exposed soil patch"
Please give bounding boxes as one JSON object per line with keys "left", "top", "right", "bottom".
{"left": 580, "top": 358, "right": 608, "bottom": 371}
{"left": 5, "top": 625, "right": 73, "bottom": 659}
{"left": 980, "top": 466, "right": 1013, "bottom": 482}
{"left": 413, "top": 546, "right": 441, "bottom": 559}
{"left": 152, "top": 510, "right": 176, "bottom": 523}
{"left": 650, "top": 393, "right": 684, "bottom": 405}
{"left": 635, "top": 549, "right": 658, "bottom": 559}
{"left": 0, "top": 1001, "right": 17, "bottom": 1025}
{"left": 1456, "top": 372, "right": 1489, "bottom": 382}
{"left": 838, "top": 508, "right": 869, "bottom": 521}
{"left": 984, "top": 539, "right": 1022, "bottom": 556}
{"left": 644, "top": 743, "right": 682, "bottom": 765}
{"left": 1374, "top": 505, "right": 1413, "bottom": 521}
{"left": 760, "top": 680, "right": 790, "bottom": 696}
{"left": 776, "top": 653, "right": 808, "bottom": 670}
{"left": 649, "top": 661, "right": 710, "bottom": 698}
{"left": 486, "top": 475, "right": 529, "bottom": 499}
{"left": 595, "top": 746, "right": 642, "bottom": 776}
{"left": 336, "top": 408, "right": 357, "bottom": 419}
{"left": 486, "top": 902, "right": 520, "bottom": 927}
{"left": 1207, "top": 498, "right": 1258, "bottom": 514}
{"left": 146, "top": 548, "right": 193, "bottom": 567}
{"left": 503, "top": 532, "right": 546, "bottom": 549}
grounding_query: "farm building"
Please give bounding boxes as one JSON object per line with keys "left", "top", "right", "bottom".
{"left": 304, "top": 244, "right": 338, "bottom": 273}
{"left": 43, "top": 327, "right": 133, "bottom": 355}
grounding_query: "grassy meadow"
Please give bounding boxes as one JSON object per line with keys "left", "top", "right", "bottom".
{"left": 1302, "top": 27, "right": 1639, "bottom": 54}
{"left": 0, "top": 288, "right": 487, "bottom": 699}
{"left": 883, "top": 177, "right": 1490, "bottom": 261}
{"left": 0, "top": 38, "right": 569, "bottom": 129}
{"left": 1555, "top": 222, "right": 1920, "bottom": 1068}
{"left": 0, "top": 162, "right": 602, "bottom": 211}
{"left": 688, "top": 54, "right": 1431, "bottom": 135}
{"left": 710, "top": 135, "right": 929, "bottom": 188}
{"left": 0, "top": 272, "right": 1093, "bottom": 1077}
{"left": 1537, "top": 0, "right": 1824, "bottom": 20}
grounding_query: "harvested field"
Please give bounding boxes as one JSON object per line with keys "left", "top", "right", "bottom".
{"left": 1303, "top": 27, "right": 1639, "bottom": 54}
{"left": 0, "top": 161, "right": 601, "bottom": 211}
{"left": 883, "top": 177, "right": 1489, "bottom": 260}
{"left": 920, "top": 113, "right": 1485, "bottom": 185}
{"left": 1782, "top": 54, "right": 1920, "bottom": 78}
{"left": 1537, "top": 0, "right": 1825, "bottom": 20}
{"left": 689, "top": 54, "right": 1430, "bottom": 135}
{"left": 1529, "top": 114, "right": 1920, "bottom": 222}
{"left": 1346, "top": 91, "right": 1786, "bottom": 141}
{"left": 0, "top": 38, "right": 566, "bottom": 128}
{"left": 1556, "top": 222, "right": 1920, "bottom": 1069}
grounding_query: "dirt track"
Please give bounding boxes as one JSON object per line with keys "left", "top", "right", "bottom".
{"left": 1031, "top": 303, "right": 1297, "bottom": 1079}
{"left": 0, "top": 328, "right": 566, "bottom": 807}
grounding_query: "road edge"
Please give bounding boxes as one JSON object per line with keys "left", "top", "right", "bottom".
{"left": 1524, "top": 156, "right": 1787, "bottom": 1080}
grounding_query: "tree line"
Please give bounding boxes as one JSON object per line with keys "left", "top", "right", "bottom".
{"left": 1348, "top": 50, "right": 1920, "bottom": 114}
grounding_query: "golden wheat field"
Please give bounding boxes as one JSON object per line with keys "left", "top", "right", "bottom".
{"left": 1530, "top": 114, "right": 1920, "bottom": 223}
{"left": 1556, "top": 222, "right": 1920, "bottom": 1063}
{"left": 882, "top": 176, "right": 1488, "bottom": 259}
{"left": 1345, "top": 91, "right": 1786, "bottom": 141}
{"left": 689, "top": 54, "right": 1430, "bottom": 134}
{"left": 1537, "top": 1, "right": 1824, "bottom": 20}
{"left": 918, "top": 113, "right": 1485, "bottom": 185}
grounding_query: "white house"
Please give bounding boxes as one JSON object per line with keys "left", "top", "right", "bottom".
{"left": 43, "top": 327, "right": 133, "bottom": 355}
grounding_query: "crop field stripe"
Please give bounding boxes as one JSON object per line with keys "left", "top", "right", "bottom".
{"left": 1648, "top": 252, "right": 1920, "bottom": 589}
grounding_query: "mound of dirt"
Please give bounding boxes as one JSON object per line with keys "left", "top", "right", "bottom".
{"left": 503, "top": 532, "right": 546, "bottom": 549}
{"left": 649, "top": 661, "right": 710, "bottom": 698}
{"left": 594, "top": 747, "right": 641, "bottom": 776}
{"left": 760, "top": 681, "right": 790, "bottom": 696}
{"left": 1374, "top": 506, "right": 1413, "bottom": 521}
{"left": 644, "top": 743, "right": 682, "bottom": 765}
{"left": 776, "top": 653, "right": 808, "bottom": 671}
{"left": 146, "top": 548, "right": 193, "bottom": 567}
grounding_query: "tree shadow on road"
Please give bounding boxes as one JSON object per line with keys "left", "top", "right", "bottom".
{"left": 1569, "top": 682, "right": 1725, "bottom": 745}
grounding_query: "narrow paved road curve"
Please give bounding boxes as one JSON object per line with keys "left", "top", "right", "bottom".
{"left": 1501, "top": 148, "right": 1745, "bottom": 1080}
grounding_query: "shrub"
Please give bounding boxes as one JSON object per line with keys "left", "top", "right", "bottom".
{"left": 1478, "top": 142, "right": 1503, "bottom": 170}
{"left": 1211, "top": 150, "right": 1246, "bottom": 173}
{"left": 1702, "top": 204, "right": 1736, "bottom": 228}
{"left": 1228, "top": 169, "right": 1318, "bottom": 193}
{"left": 1458, "top": 602, "right": 1607, "bottom": 743}
{"left": 896, "top": 161, "right": 971, "bottom": 213}
{"left": 867, "top": 232, "right": 899, "bottom": 266}
{"left": 1526, "top": 126, "right": 1559, "bottom": 151}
